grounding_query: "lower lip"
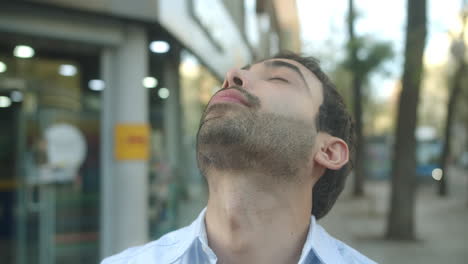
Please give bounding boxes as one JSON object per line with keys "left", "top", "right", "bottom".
{"left": 210, "top": 96, "right": 246, "bottom": 106}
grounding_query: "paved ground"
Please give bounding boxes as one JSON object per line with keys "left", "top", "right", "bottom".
{"left": 320, "top": 166, "right": 468, "bottom": 264}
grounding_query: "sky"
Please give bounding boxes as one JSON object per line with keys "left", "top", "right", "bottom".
{"left": 296, "top": 0, "right": 464, "bottom": 100}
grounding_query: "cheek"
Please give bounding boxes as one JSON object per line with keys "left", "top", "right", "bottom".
{"left": 257, "top": 89, "right": 315, "bottom": 120}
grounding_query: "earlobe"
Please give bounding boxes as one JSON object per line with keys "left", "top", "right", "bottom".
{"left": 314, "top": 136, "right": 349, "bottom": 171}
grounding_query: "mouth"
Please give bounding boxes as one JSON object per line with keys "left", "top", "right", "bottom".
{"left": 209, "top": 88, "right": 251, "bottom": 107}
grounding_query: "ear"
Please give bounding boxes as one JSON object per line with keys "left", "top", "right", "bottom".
{"left": 313, "top": 135, "right": 349, "bottom": 171}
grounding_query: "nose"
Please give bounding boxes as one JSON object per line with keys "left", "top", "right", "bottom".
{"left": 222, "top": 68, "right": 248, "bottom": 89}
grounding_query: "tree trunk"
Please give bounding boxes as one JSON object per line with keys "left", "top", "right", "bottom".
{"left": 386, "top": 0, "right": 427, "bottom": 240}
{"left": 439, "top": 60, "right": 466, "bottom": 195}
{"left": 348, "top": 0, "right": 365, "bottom": 197}
{"left": 353, "top": 75, "right": 365, "bottom": 197}
{"left": 439, "top": 4, "right": 467, "bottom": 196}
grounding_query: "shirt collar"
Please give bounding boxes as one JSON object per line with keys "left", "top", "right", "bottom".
{"left": 170, "top": 208, "right": 217, "bottom": 261}
{"left": 298, "top": 215, "right": 346, "bottom": 264}
{"left": 161, "top": 208, "right": 208, "bottom": 263}
{"left": 178, "top": 208, "right": 345, "bottom": 264}
{"left": 196, "top": 208, "right": 209, "bottom": 245}
{"left": 195, "top": 208, "right": 218, "bottom": 259}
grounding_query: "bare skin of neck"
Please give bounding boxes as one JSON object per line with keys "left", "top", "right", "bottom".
{"left": 205, "top": 170, "right": 314, "bottom": 264}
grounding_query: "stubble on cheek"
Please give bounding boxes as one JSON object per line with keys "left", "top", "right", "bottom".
{"left": 197, "top": 107, "right": 316, "bottom": 183}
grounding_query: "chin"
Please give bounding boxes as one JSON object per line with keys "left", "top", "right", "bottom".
{"left": 201, "top": 103, "right": 251, "bottom": 126}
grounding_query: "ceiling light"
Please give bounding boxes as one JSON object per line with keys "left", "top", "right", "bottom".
{"left": 149, "top": 41, "right": 170, "bottom": 53}
{"left": 142, "top": 77, "right": 158, "bottom": 88}
{"left": 10, "top": 91, "right": 23, "bottom": 102}
{"left": 59, "top": 64, "right": 77, "bottom": 76}
{"left": 0, "top": 61, "right": 6, "bottom": 73}
{"left": 89, "top": 79, "right": 105, "bottom": 91}
{"left": 14, "top": 45, "right": 35, "bottom": 58}
{"left": 158, "top": 87, "right": 170, "bottom": 99}
{"left": 0, "top": 96, "right": 12, "bottom": 108}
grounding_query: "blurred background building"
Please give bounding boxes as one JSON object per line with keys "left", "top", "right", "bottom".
{"left": 2, "top": 0, "right": 466, "bottom": 263}
{"left": 0, "top": 0, "right": 300, "bottom": 263}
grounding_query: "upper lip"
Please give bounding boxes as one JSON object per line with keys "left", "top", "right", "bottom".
{"left": 210, "top": 88, "right": 250, "bottom": 107}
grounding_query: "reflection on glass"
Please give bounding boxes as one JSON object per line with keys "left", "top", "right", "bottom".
{"left": 0, "top": 42, "right": 101, "bottom": 264}
{"left": 143, "top": 76, "right": 158, "bottom": 88}
{"left": 158, "top": 87, "right": 169, "bottom": 99}
{"left": 0, "top": 95, "right": 12, "bottom": 107}
{"left": 10, "top": 91, "right": 23, "bottom": 102}
{"left": 13, "top": 45, "right": 35, "bottom": 58}
{"left": 149, "top": 41, "right": 170, "bottom": 54}
{"left": 58, "top": 64, "right": 77, "bottom": 76}
{"left": 88, "top": 79, "right": 105, "bottom": 91}
{"left": 0, "top": 61, "right": 6, "bottom": 72}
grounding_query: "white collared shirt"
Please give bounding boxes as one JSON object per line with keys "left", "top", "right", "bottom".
{"left": 101, "top": 208, "right": 377, "bottom": 264}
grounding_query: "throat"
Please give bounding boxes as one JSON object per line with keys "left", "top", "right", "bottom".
{"left": 204, "top": 176, "right": 312, "bottom": 264}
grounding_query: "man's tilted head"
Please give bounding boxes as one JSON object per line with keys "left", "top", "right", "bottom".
{"left": 101, "top": 52, "right": 374, "bottom": 264}
{"left": 196, "top": 51, "right": 355, "bottom": 220}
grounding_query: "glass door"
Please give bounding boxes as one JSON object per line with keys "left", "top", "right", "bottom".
{"left": 0, "top": 35, "right": 102, "bottom": 264}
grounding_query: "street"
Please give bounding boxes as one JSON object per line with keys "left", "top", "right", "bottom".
{"left": 321, "top": 166, "right": 468, "bottom": 264}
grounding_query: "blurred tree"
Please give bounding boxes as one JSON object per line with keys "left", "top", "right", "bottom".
{"left": 345, "top": 0, "right": 393, "bottom": 197}
{"left": 438, "top": 2, "right": 467, "bottom": 196}
{"left": 386, "top": 0, "right": 427, "bottom": 240}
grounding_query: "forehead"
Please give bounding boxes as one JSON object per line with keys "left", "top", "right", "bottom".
{"left": 249, "top": 58, "right": 324, "bottom": 102}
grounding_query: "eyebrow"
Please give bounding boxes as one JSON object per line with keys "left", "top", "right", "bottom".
{"left": 263, "top": 60, "right": 308, "bottom": 89}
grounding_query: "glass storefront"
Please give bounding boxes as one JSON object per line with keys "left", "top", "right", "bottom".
{"left": 1, "top": 30, "right": 227, "bottom": 264}
{"left": 178, "top": 49, "right": 221, "bottom": 224}
{"left": 147, "top": 47, "right": 173, "bottom": 239}
{"left": 2, "top": 0, "right": 256, "bottom": 259}
{"left": 146, "top": 48, "right": 222, "bottom": 239}
{"left": 0, "top": 36, "right": 101, "bottom": 264}
{"left": 180, "top": 50, "right": 222, "bottom": 136}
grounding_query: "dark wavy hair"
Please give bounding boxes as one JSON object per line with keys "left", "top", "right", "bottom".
{"left": 273, "top": 52, "right": 356, "bottom": 220}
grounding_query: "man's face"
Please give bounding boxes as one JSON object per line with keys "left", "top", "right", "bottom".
{"left": 196, "top": 58, "right": 324, "bottom": 180}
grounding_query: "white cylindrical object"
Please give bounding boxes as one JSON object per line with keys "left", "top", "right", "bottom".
{"left": 100, "top": 26, "right": 149, "bottom": 257}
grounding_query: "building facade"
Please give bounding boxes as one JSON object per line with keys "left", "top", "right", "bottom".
{"left": 0, "top": 1, "right": 300, "bottom": 263}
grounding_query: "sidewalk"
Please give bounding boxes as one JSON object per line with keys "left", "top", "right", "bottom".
{"left": 320, "top": 166, "right": 468, "bottom": 264}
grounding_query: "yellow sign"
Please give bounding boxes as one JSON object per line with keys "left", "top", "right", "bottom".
{"left": 115, "top": 123, "right": 150, "bottom": 160}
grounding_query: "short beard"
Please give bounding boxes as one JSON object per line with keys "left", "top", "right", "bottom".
{"left": 196, "top": 102, "right": 316, "bottom": 182}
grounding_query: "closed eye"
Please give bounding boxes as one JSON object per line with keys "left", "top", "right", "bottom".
{"left": 269, "top": 77, "right": 289, "bottom": 83}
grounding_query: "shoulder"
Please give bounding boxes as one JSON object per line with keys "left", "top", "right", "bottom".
{"left": 100, "top": 225, "right": 193, "bottom": 264}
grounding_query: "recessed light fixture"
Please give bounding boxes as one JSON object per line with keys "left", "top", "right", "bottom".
{"left": 10, "top": 91, "right": 23, "bottom": 102}
{"left": 149, "top": 41, "right": 170, "bottom": 53}
{"left": 158, "top": 87, "right": 170, "bottom": 99}
{"left": 14, "top": 45, "right": 35, "bottom": 58}
{"left": 0, "top": 96, "right": 12, "bottom": 108}
{"left": 142, "top": 77, "right": 158, "bottom": 88}
{"left": 88, "top": 79, "right": 106, "bottom": 91}
{"left": 0, "top": 61, "right": 6, "bottom": 73}
{"left": 59, "top": 64, "right": 77, "bottom": 76}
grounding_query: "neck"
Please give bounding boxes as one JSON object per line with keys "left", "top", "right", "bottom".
{"left": 205, "top": 170, "right": 313, "bottom": 264}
